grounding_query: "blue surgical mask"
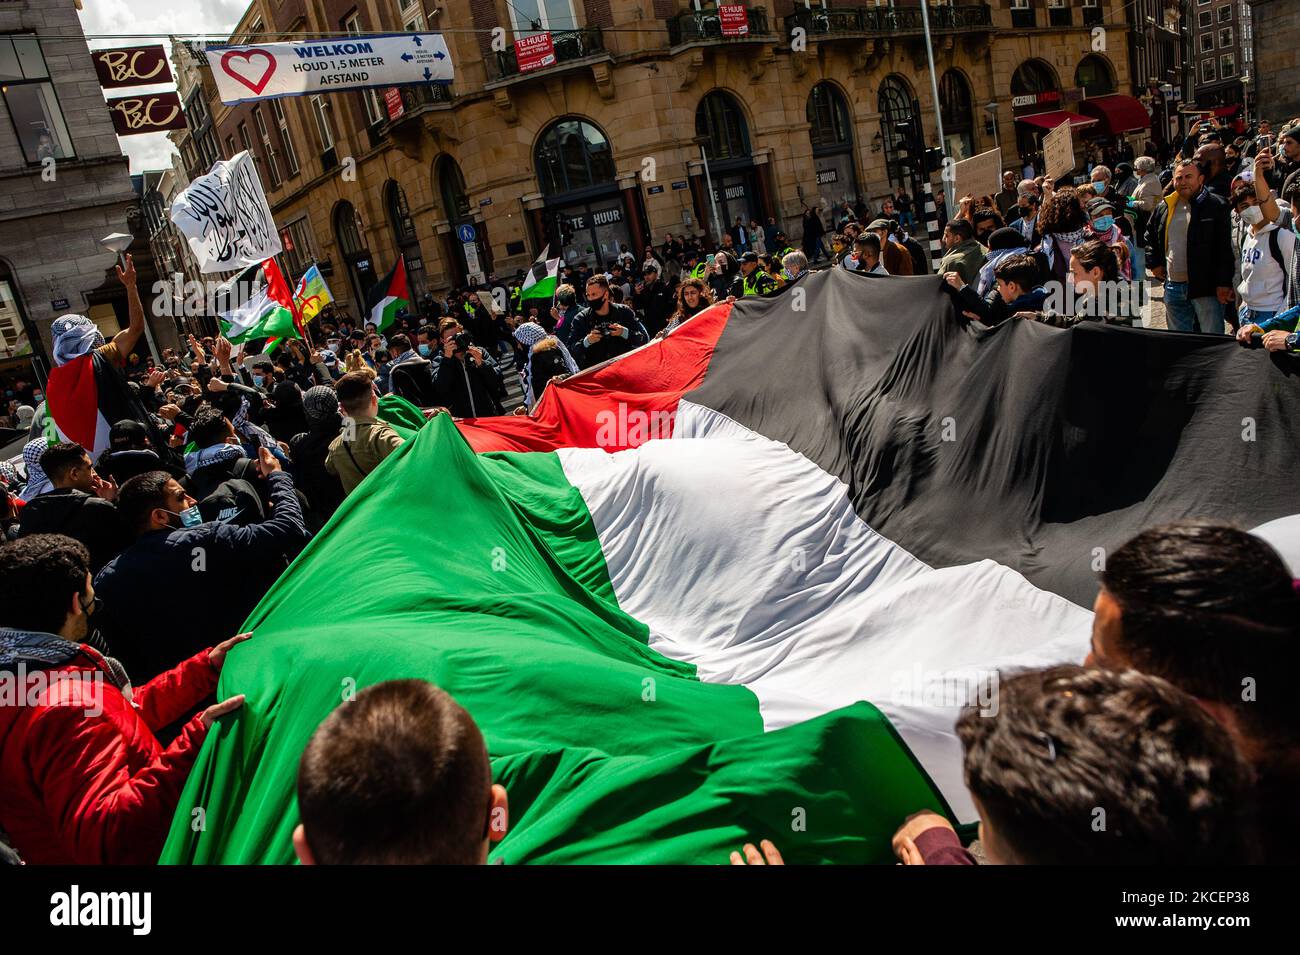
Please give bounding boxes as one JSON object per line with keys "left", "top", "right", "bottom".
{"left": 1093, "top": 215, "right": 1114, "bottom": 232}
{"left": 1092, "top": 181, "right": 1107, "bottom": 194}
{"left": 168, "top": 505, "right": 203, "bottom": 528}
{"left": 418, "top": 344, "right": 431, "bottom": 357}
{"left": 253, "top": 375, "right": 264, "bottom": 388}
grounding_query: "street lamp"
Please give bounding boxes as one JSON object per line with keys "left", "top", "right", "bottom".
{"left": 100, "top": 231, "right": 159, "bottom": 361}
{"left": 1240, "top": 73, "right": 1251, "bottom": 127}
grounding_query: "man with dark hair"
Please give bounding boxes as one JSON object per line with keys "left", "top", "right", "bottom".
{"left": 17, "top": 442, "right": 129, "bottom": 573}
{"left": 383, "top": 332, "right": 439, "bottom": 407}
{"left": 93, "top": 453, "right": 309, "bottom": 681}
{"left": 944, "top": 251, "right": 1047, "bottom": 327}
{"left": 883, "top": 665, "right": 1256, "bottom": 866}
{"left": 567, "top": 275, "right": 648, "bottom": 370}
{"left": 1087, "top": 521, "right": 1299, "bottom": 863}
{"left": 326, "top": 371, "right": 404, "bottom": 494}
{"left": 431, "top": 318, "right": 503, "bottom": 418}
{"left": 293, "top": 679, "right": 508, "bottom": 864}
{"left": 182, "top": 407, "right": 265, "bottom": 527}
{"left": 937, "top": 218, "right": 986, "bottom": 285}
{"left": 0, "top": 533, "right": 248, "bottom": 864}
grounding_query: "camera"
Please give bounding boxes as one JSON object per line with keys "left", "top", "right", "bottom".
{"left": 452, "top": 331, "right": 474, "bottom": 351}
{"left": 594, "top": 323, "right": 613, "bottom": 336}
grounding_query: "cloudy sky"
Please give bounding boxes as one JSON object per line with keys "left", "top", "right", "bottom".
{"left": 77, "top": 0, "right": 247, "bottom": 172}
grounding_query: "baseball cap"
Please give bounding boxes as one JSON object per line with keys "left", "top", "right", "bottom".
{"left": 739, "top": 251, "right": 759, "bottom": 264}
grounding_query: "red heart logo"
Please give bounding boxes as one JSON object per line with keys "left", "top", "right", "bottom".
{"left": 221, "top": 49, "right": 276, "bottom": 95}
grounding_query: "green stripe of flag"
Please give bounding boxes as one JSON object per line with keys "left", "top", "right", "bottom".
{"left": 160, "top": 416, "right": 945, "bottom": 864}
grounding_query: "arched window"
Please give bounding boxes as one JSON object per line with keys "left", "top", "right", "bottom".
{"left": 808, "top": 82, "right": 857, "bottom": 203}
{"left": 386, "top": 181, "right": 416, "bottom": 246}
{"left": 695, "top": 91, "right": 751, "bottom": 163}
{"left": 939, "top": 69, "right": 975, "bottom": 162}
{"left": 333, "top": 201, "right": 362, "bottom": 256}
{"left": 1011, "top": 59, "right": 1059, "bottom": 97}
{"left": 807, "top": 82, "right": 851, "bottom": 151}
{"left": 1074, "top": 55, "right": 1116, "bottom": 97}
{"left": 878, "top": 75, "right": 917, "bottom": 190}
{"left": 534, "top": 117, "right": 616, "bottom": 197}
{"left": 437, "top": 155, "right": 471, "bottom": 221}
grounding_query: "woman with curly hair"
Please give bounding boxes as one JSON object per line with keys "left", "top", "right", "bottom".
{"left": 662, "top": 278, "right": 716, "bottom": 335}
{"left": 1036, "top": 186, "right": 1090, "bottom": 285}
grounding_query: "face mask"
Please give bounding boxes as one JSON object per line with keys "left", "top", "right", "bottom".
{"left": 418, "top": 344, "right": 431, "bottom": 357}
{"left": 1239, "top": 205, "right": 1264, "bottom": 226}
{"left": 253, "top": 375, "right": 264, "bottom": 388}
{"left": 166, "top": 505, "right": 203, "bottom": 528}
{"left": 1092, "top": 216, "right": 1114, "bottom": 232}
{"left": 1092, "top": 181, "right": 1107, "bottom": 194}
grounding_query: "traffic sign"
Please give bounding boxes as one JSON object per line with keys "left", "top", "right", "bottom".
{"left": 456, "top": 223, "right": 476, "bottom": 243}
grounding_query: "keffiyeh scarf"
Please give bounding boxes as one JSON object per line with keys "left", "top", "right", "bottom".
{"left": 50, "top": 315, "right": 105, "bottom": 367}
{"left": 20, "top": 438, "right": 52, "bottom": 502}
{"left": 514, "top": 322, "right": 579, "bottom": 407}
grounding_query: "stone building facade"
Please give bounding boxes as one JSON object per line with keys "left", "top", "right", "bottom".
{"left": 1248, "top": 0, "right": 1300, "bottom": 125}
{"left": 187, "top": 0, "right": 1139, "bottom": 319}
{"left": 0, "top": 0, "right": 142, "bottom": 380}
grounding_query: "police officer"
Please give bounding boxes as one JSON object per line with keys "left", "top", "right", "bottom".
{"left": 736, "top": 252, "right": 777, "bottom": 297}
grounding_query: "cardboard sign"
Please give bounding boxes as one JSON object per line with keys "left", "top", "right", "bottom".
{"left": 206, "top": 33, "right": 453, "bottom": 105}
{"left": 950, "top": 147, "right": 1003, "bottom": 201}
{"left": 1042, "top": 120, "right": 1076, "bottom": 181}
{"left": 515, "top": 33, "right": 556, "bottom": 73}
{"left": 92, "top": 45, "right": 173, "bottom": 89}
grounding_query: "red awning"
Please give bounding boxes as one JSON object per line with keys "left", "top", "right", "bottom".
{"left": 1015, "top": 110, "right": 1099, "bottom": 131}
{"left": 1076, "top": 94, "right": 1151, "bottom": 134}
{"left": 1211, "top": 104, "right": 1241, "bottom": 118}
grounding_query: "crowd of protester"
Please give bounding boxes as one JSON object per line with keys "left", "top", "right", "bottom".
{"left": 2, "top": 118, "right": 1299, "bottom": 867}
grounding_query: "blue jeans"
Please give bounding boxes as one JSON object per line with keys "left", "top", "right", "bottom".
{"left": 1239, "top": 306, "right": 1277, "bottom": 330}
{"left": 1164, "top": 281, "right": 1224, "bottom": 334}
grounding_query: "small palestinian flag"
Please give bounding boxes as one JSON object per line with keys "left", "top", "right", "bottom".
{"left": 365, "top": 258, "right": 409, "bottom": 333}
{"left": 520, "top": 245, "right": 561, "bottom": 302}
{"left": 219, "top": 259, "right": 301, "bottom": 346}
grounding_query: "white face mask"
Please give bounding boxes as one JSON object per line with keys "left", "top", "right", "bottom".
{"left": 1239, "top": 205, "right": 1264, "bottom": 226}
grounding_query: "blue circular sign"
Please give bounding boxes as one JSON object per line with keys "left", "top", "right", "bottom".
{"left": 456, "top": 224, "right": 476, "bottom": 243}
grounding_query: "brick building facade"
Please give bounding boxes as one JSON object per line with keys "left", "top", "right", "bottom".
{"left": 1248, "top": 0, "right": 1300, "bottom": 125}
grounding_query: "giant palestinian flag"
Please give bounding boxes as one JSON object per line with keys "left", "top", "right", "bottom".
{"left": 161, "top": 271, "right": 1300, "bottom": 864}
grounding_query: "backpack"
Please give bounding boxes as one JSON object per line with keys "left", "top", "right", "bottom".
{"left": 189, "top": 458, "right": 265, "bottom": 526}
{"left": 529, "top": 348, "right": 570, "bottom": 404}
{"left": 1266, "top": 228, "right": 1292, "bottom": 300}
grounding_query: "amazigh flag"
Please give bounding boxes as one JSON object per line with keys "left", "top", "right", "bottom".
{"left": 161, "top": 270, "right": 1300, "bottom": 864}
{"left": 219, "top": 259, "right": 301, "bottom": 345}
{"left": 365, "top": 257, "right": 409, "bottom": 332}
{"left": 293, "top": 263, "right": 333, "bottom": 325}
{"left": 520, "top": 245, "right": 560, "bottom": 301}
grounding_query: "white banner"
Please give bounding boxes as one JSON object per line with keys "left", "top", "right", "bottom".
{"left": 206, "top": 33, "right": 453, "bottom": 105}
{"left": 170, "top": 151, "right": 282, "bottom": 274}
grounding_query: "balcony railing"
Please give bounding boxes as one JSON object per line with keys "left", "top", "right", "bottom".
{"left": 782, "top": 4, "right": 992, "bottom": 38}
{"left": 668, "top": 8, "right": 771, "bottom": 45}
{"left": 394, "top": 83, "right": 453, "bottom": 112}
{"left": 492, "top": 28, "right": 603, "bottom": 80}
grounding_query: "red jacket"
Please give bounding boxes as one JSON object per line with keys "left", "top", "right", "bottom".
{"left": 0, "top": 644, "right": 218, "bottom": 864}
